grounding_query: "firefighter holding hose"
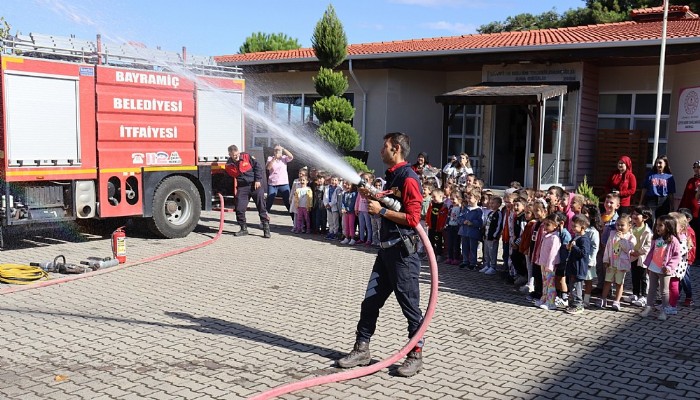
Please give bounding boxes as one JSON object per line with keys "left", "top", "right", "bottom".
{"left": 225, "top": 144, "right": 271, "bottom": 238}
{"left": 337, "top": 132, "right": 425, "bottom": 377}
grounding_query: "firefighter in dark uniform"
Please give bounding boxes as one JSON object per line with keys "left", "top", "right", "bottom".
{"left": 225, "top": 144, "right": 271, "bottom": 238}
{"left": 337, "top": 132, "right": 425, "bottom": 377}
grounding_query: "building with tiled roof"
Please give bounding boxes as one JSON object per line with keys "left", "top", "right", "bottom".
{"left": 218, "top": 6, "right": 700, "bottom": 194}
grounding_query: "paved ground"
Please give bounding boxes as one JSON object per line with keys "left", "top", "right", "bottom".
{"left": 1, "top": 205, "right": 699, "bottom": 400}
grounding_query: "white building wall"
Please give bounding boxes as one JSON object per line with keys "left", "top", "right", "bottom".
{"left": 383, "top": 70, "right": 446, "bottom": 170}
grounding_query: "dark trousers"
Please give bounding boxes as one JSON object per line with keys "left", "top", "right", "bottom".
{"left": 461, "top": 236, "right": 479, "bottom": 265}
{"left": 531, "top": 263, "right": 543, "bottom": 298}
{"left": 313, "top": 206, "right": 327, "bottom": 233}
{"left": 645, "top": 195, "right": 671, "bottom": 223}
{"left": 446, "top": 226, "right": 460, "bottom": 260}
{"left": 428, "top": 229, "right": 444, "bottom": 257}
{"left": 631, "top": 264, "right": 649, "bottom": 297}
{"left": 681, "top": 268, "right": 693, "bottom": 299}
{"left": 266, "top": 184, "right": 291, "bottom": 212}
{"left": 511, "top": 251, "right": 527, "bottom": 277}
{"left": 356, "top": 245, "right": 423, "bottom": 343}
{"left": 235, "top": 183, "right": 269, "bottom": 224}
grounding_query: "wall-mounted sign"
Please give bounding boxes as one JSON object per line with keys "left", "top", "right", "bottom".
{"left": 484, "top": 63, "right": 580, "bottom": 83}
{"left": 677, "top": 86, "right": 700, "bottom": 133}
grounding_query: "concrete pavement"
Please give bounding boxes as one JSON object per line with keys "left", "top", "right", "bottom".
{"left": 1, "top": 206, "right": 699, "bottom": 399}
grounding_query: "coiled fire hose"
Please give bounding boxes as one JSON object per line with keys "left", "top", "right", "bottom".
{"left": 0, "top": 194, "right": 226, "bottom": 295}
{"left": 249, "top": 180, "right": 439, "bottom": 400}
{"left": 0, "top": 264, "right": 49, "bottom": 285}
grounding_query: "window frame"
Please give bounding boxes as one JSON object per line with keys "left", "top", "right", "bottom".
{"left": 597, "top": 91, "right": 671, "bottom": 167}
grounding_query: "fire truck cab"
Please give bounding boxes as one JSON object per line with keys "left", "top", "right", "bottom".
{"left": 0, "top": 33, "right": 244, "bottom": 246}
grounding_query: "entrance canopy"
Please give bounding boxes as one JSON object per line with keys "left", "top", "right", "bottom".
{"left": 435, "top": 82, "right": 575, "bottom": 106}
{"left": 435, "top": 82, "right": 579, "bottom": 189}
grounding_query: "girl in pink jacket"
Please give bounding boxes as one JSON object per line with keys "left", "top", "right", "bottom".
{"left": 535, "top": 215, "right": 561, "bottom": 311}
{"left": 641, "top": 215, "right": 682, "bottom": 321}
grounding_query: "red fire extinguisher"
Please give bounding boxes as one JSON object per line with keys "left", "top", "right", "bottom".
{"left": 111, "top": 226, "right": 127, "bottom": 264}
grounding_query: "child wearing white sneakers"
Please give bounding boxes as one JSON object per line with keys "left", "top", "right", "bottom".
{"left": 600, "top": 214, "right": 637, "bottom": 311}
{"left": 481, "top": 196, "right": 503, "bottom": 275}
{"left": 535, "top": 215, "right": 561, "bottom": 311}
{"left": 628, "top": 206, "right": 653, "bottom": 307}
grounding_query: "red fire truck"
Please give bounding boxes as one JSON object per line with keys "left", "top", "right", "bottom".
{"left": 0, "top": 33, "right": 244, "bottom": 246}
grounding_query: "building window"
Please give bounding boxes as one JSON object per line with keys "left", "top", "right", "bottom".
{"left": 598, "top": 93, "right": 671, "bottom": 166}
{"left": 252, "top": 93, "right": 354, "bottom": 149}
{"left": 447, "top": 105, "right": 483, "bottom": 173}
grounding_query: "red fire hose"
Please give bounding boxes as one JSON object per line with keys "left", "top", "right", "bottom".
{"left": 0, "top": 194, "right": 227, "bottom": 295}
{"left": 248, "top": 223, "right": 438, "bottom": 400}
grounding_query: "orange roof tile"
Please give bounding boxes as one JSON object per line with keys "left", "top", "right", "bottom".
{"left": 215, "top": 19, "right": 700, "bottom": 64}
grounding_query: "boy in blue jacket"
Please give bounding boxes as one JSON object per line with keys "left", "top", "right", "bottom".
{"left": 566, "top": 214, "right": 592, "bottom": 314}
{"left": 459, "top": 188, "right": 484, "bottom": 270}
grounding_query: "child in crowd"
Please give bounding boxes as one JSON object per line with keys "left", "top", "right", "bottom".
{"left": 369, "top": 178, "right": 384, "bottom": 247}
{"left": 546, "top": 186, "right": 566, "bottom": 215}
{"left": 324, "top": 176, "right": 341, "bottom": 239}
{"left": 291, "top": 176, "right": 313, "bottom": 234}
{"left": 600, "top": 214, "right": 636, "bottom": 310}
{"left": 500, "top": 193, "right": 516, "bottom": 273}
{"left": 641, "top": 215, "right": 681, "bottom": 320}
{"left": 289, "top": 167, "right": 308, "bottom": 225}
{"left": 679, "top": 208, "right": 696, "bottom": 306}
{"left": 508, "top": 197, "right": 528, "bottom": 284}
{"left": 481, "top": 195, "right": 503, "bottom": 275}
{"left": 446, "top": 191, "right": 463, "bottom": 265}
{"left": 518, "top": 204, "right": 537, "bottom": 293}
{"left": 340, "top": 181, "right": 357, "bottom": 245}
{"left": 565, "top": 214, "right": 592, "bottom": 314}
{"left": 668, "top": 212, "right": 692, "bottom": 315}
{"left": 417, "top": 184, "right": 434, "bottom": 257}
{"left": 566, "top": 194, "right": 586, "bottom": 235}
{"left": 597, "top": 193, "right": 621, "bottom": 291}
{"left": 426, "top": 188, "right": 449, "bottom": 261}
{"left": 459, "top": 188, "right": 483, "bottom": 270}
{"left": 527, "top": 200, "right": 548, "bottom": 302}
{"left": 355, "top": 173, "right": 373, "bottom": 246}
{"left": 627, "top": 206, "right": 653, "bottom": 307}
{"left": 312, "top": 174, "right": 327, "bottom": 235}
{"left": 535, "top": 215, "right": 561, "bottom": 311}
{"left": 582, "top": 204, "right": 601, "bottom": 307}
{"left": 553, "top": 212, "right": 572, "bottom": 308}
{"left": 443, "top": 184, "right": 455, "bottom": 255}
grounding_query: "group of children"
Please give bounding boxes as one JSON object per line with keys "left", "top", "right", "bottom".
{"left": 287, "top": 167, "right": 383, "bottom": 246}
{"left": 422, "top": 179, "right": 696, "bottom": 319}
{"left": 284, "top": 165, "right": 696, "bottom": 320}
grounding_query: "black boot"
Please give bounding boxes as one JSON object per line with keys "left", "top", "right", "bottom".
{"left": 262, "top": 221, "right": 271, "bottom": 238}
{"left": 233, "top": 222, "right": 249, "bottom": 237}
{"left": 396, "top": 349, "right": 423, "bottom": 377}
{"left": 337, "top": 340, "right": 371, "bottom": 368}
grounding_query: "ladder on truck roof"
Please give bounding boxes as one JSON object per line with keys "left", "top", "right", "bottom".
{"left": 1, "top": 32, "right": 242, "bottom": 78}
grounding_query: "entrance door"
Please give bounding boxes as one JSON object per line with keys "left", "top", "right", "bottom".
{"left": 491, "top": 105, "right": 528, "bottom": 187}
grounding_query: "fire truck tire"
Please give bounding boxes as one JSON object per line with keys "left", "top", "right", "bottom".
{"left": 148, "top": 176, "right": 201, "bottom": 238}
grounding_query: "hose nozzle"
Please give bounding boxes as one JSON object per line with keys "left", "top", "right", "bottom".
{"left": 358, "top": 178, "right": 401, "bottom": 212}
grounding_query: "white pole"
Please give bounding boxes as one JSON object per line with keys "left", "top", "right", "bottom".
{"left": 652, "top": 1, "right": 670, "bottom": 163}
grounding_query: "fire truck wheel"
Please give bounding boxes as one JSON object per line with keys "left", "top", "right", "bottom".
{"left": 148, "top": 176, "right": 201, "bottom": 238}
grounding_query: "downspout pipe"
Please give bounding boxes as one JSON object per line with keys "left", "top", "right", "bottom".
{"left": 348, "top": 59, "right": 368, "bottom": 150}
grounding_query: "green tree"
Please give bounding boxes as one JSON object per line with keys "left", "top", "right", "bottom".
{"left": 311, "top": 4, "right": 347, "bottom": 69}
{"left": 238, "top": 32, "right": 301, "bottom": 54}
{"left": 310, "top": 4, "right": 364, "bottom": 171}
{"left": 0, "top": 17, "right": 11, "bottom": 39}
{"left": 477, "top": 1, "right": 700, "bottom": 34}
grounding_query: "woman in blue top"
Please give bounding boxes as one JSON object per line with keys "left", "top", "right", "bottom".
{"left": 639, "top": 155, "right": 675, "bottom": 221}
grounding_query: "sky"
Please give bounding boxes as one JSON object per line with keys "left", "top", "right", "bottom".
{"left": 3, "top": 0, "right": 587, "bottom": 57}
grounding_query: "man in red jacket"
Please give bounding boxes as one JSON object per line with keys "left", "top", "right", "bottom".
{"left": 225, "top": 144, "right": 271, "bottom": 238}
